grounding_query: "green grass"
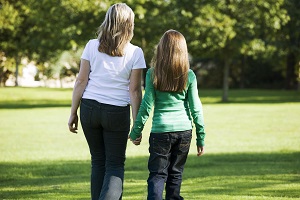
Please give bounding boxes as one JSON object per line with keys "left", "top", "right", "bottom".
{"left": 0, "top": 87, "right": 300, "bottom": 199}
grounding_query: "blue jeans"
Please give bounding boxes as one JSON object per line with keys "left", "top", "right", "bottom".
{"left": 80, "top": 99, "right": 130, "bottom": 200}
{"left": 147, "top": 130, "right": 192, "bottom": 200}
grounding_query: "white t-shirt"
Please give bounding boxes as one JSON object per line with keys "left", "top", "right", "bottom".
{"left": 81, "top": 39, "right": 147, "bottom": 106}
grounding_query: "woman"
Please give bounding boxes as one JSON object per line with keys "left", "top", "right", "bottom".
{"left": 129, "top": 30, "right": 206, "bottom": 200}
{"left": 68, "top": 3, "right": 146, "bottom": 200}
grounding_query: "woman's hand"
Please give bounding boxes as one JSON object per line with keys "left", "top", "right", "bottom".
{"left": 68, "top": 113, "right": 78, "bottom": 133}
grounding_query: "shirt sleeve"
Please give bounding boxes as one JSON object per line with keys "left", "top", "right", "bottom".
{"left": 81, "top": 40, "right": 91, "bottom": 61}
{"left": 132, "top": 47, "right": 147, "bottom": 70}
{"left": 130, "top": 69, "right": 155, "bottom": 140}
{"left": 187, "top": 70, "right": 206, "bottom": 146}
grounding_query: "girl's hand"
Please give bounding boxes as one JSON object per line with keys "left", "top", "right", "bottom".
{"left": 197, "top": 146, "right": 204, "bottom": 157}
{"left": 129, "top": 135, "right": 142, "bottom": 146}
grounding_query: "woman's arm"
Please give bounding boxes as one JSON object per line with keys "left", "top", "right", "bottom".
{"left": 68, "top": 59, "right": 90, "bottom": 133}
{"left": 129, "top": 69, "right": 143, "bottom": 122}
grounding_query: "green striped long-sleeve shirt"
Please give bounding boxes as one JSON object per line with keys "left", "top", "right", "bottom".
{"left": 130, "top": 68, "right": 206, "bottom": 146}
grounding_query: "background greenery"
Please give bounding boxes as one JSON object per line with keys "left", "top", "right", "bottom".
{"left": 0, "top": 87, "right": 299, "bottom": 199}
{"left": 1, "top": 0, "right": 300, "bottom": 101}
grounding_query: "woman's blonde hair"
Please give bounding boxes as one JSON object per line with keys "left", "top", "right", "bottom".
{"left": 152, "top": 30, "right": 189, "bottom": 92}
{"left": 97, "top": 3, "right": 134, "bottom": 56}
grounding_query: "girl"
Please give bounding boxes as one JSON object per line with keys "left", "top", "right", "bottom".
{"left": 129, "top": 30, "right": 206, "bottom": 200}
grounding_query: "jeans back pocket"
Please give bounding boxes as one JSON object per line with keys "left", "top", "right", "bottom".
{"left": 105, "top": 110, "right": 130, "bottom": 132}
{"left": 80, "top": 101, "right": 93, "bottom": 126}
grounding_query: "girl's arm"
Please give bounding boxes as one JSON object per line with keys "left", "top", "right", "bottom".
{"left": 187, "top": 71, "right": 206, "bottom": 153}
{"left": 130, "top": 69, "right": 155, "bottom": 141}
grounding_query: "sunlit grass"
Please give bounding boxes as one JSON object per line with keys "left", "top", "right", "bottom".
{"left": 0, "top": 87, "right": 299, "bottom": 199}
{"left": 0, "top": 107, "right": 89, "bottom": 162}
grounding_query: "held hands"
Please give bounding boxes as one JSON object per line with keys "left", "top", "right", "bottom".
{"left": 129, "top": 135, "right": 142, "bottom": 146}
{"left": 68, "top": 113, "right": 78, "bottom": 133}
{"left": 197, "top": 146, "right": 205, "bottom": 157}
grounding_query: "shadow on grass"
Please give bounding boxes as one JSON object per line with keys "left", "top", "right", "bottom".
{"left": 200, "top": 89, "right": 300, "bottom": 104}
{"left": 0, "top": 100, "right": 71, "bottom": 109}
{"left": 0, "top": 152, "right": 299, "bottom": 199}
{"left": 0, "top": 87, "right": 72, "bottom": 109}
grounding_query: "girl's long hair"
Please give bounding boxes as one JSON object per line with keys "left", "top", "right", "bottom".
{"left": 97, "top": 3, "right": 134, "bottom": 56}
{"left": 152, "top": 30, "right": 189, "bottom": 92}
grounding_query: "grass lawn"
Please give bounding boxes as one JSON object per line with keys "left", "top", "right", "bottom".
{"left": 0, "top": 87, "right": 299, "bottom": 199}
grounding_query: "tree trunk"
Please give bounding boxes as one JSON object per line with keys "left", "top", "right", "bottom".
{"left": 285, "top": 51, "right": 296, "bottom": 90}
{"left": 60, "top": 78, "right": 63, "bottom": 88}
{"left": 222, "top": 59, "right": 230, "bottom": 102}
{"left": 14, "top": 55, "right": 19, "bottom": 87}
{"left": 239, "top": 55, "right": 246, "bottom": 89}
{"left": 297, "top": 64, "right": 300, "bottom": 91}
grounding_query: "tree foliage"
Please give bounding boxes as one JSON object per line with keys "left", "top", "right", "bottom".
{"left": 0, "top": 0, "right": 299, "bottom": 98}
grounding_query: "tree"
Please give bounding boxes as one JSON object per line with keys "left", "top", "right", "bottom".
{"left": 166, "top": 0, "right": 289, "bottom": 101}
{"left": 281, "top": 0, "right": 300, "bottom": 90}
{"left": 129, "top": 0, "right": 176, "bottom": 65}
{"left": 0, "top": 0, "right": 28, "bottom": 85}
{"left": 0, "top": 0, "right": 109, "bottom": 85}
{"left": 1, "top": 0, "right": 295, "bottom": 93}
